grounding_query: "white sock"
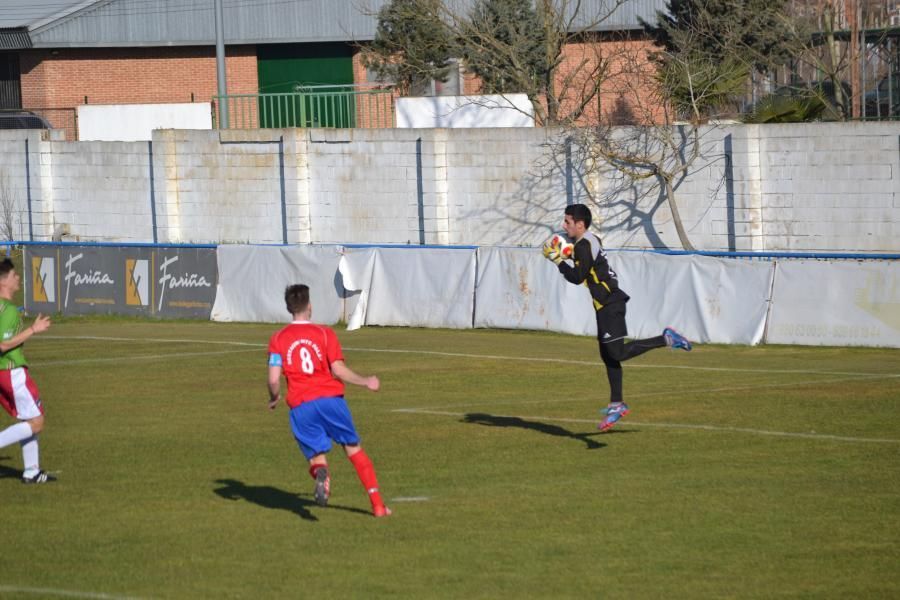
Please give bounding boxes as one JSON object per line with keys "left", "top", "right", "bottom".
{"left": 21, "top": 434, "right": 39, "bottom": 478}
{"left": 0, "top": 421, "right": 33, "bottom": 450}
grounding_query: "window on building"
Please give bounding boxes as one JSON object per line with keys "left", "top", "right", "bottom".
{"left": 0, "top": 53, "right": 22, "bottom": 110}
{"left": 367, "top": 59, "right": 463, "bottom": 97}
{"left": 411, "top": 59, "right": 462, "bottom": 97}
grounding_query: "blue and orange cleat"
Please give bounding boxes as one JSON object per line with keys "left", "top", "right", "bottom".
{"left": 598, "top": 402, "right": 630, "bottom": 432}
{"left": 663, "top": 327, "right": 692, "bottom": 351}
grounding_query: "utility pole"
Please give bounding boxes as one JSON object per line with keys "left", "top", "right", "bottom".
{"left": 215, "top": 0, "right": 228, "bottom": 128}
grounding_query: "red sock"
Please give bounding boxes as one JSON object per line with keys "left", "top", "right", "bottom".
{"left": 309, "top": 464, "right": 327, "bottom": 480}
{"left": 349, "top": 450, "right": 384, "bottom": 509}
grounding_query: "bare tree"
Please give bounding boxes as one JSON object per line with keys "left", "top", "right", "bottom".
{"left": 565, "top": 5, "right": 749, "bottom": 251}
{"left": 0, "top": 170, "right": 21, "bottom": 243}
{"left": 744, "top": 0, "right": 894, "bottom": 122}
{"left": 361, "top": 0, "right": 630, "bottom": 126}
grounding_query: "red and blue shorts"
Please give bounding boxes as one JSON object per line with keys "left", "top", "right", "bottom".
{"left": 0, "top": 367, "right": 43, "bottom": 420}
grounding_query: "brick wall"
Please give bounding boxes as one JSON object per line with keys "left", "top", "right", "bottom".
{"left": 591, "top": 37, "right": 665, "bottom": 126}
{"left": 351, "top": 49, "right": 397, "bottom": 129}
{"left": 14, "top": 37, "right": 660, "bottom": 137}
{"left": 349, "top": 37, "right": 662, "bottom": 126}
{"left": 19, "top": 46, "right": 259, "bottom": 136}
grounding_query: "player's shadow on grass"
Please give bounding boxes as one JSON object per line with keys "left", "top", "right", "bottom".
{"left": 0, "top": 456, "right": 19, "bottom": 479}
{"left": 213, "top": 478, "right": 371, "bottom": 521}
{"left": 462, "top": 413, "right": 607, "bottom": 450}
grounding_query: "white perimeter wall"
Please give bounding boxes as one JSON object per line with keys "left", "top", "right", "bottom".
{"left": 0, "top": 122, "right": 898, "bottom": 251}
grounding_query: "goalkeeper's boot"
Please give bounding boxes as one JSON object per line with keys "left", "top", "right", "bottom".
{"left": 22, "top": 470, "right": 57, "bottom": 484}
{"left": 663, "top": 327, "right": 692, "bottom": 351}
{"left": 598, "top": 402, "right": 630, "bottom": 432}
{"left": 313, "top": 467, "right": 330, "bottom": 507}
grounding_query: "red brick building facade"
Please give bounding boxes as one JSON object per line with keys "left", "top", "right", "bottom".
{"left": 18, "top": 46, "right": 258, "bottom": 137}
{"left": 16, "top": 38, "right": 662, "bottom": 138}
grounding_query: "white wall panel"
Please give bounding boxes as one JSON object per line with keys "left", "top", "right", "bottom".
{"left": 78, "top": 103, "right": 212, "bottom": 142}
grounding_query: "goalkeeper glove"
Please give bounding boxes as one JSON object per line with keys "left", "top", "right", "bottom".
{"left": 543, "top": 234, "right": 572, "bottom": 265}
{"left": 542, "top": 240, "right": 563, "bottom": 265}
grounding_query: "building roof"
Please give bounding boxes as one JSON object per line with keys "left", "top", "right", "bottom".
{"left": 0, "top": 0, "right": 92, "bottom": 29}
{"left": 0, "top": 0, "right": 667, "bottom": 49}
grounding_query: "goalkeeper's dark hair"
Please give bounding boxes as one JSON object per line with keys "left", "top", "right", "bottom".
{"left": 285, "top": 284, "right": 310, "bottom": 315}
{"left": 565, "top": 203, "right": 592, "bottom": 228}
{"left": 0, "top": 258, "right": 14, "bottom": 278}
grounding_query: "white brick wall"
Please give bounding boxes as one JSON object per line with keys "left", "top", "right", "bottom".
{"left": 0, "top": 135, "right": 32, "bottom": 241}
{"left": 1, "top": 122, "right": 898, "bottom": 252}
{"left": 45, "top": 138, "right": 152, "bottom": 242}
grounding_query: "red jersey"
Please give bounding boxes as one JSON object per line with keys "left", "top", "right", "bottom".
{"left": 268, "top": 321, "right": 345, "bottom": 408}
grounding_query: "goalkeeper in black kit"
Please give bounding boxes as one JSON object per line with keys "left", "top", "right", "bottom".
{"left": 542, "top": 203, "right": 693, "bottom": 431}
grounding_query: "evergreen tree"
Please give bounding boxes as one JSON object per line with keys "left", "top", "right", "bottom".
{"left": 460, "top": 0, "right": 549, "bottom": 95}
{"left": 642, "top": 0, "right": 794, "bottom": 74}
{"left": 366, "top": 0, "right": 456, "bottom": 94}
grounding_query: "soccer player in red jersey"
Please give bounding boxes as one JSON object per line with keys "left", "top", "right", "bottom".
{"left": 267, "top": 284, "right": 390, "bottom": 517}
{"left": 0, "top": 258, "right": 55, "bottom": 483}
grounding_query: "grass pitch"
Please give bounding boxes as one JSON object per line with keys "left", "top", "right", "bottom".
{"left": 1, "top": 318, "right": 899, "bottom": 599}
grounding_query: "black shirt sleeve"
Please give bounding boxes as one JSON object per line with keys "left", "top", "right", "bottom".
{"left": 557, "top": 238, "right": 593, "bottom": 285}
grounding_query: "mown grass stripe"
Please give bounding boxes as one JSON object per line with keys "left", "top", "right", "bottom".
{"left": 40, "top": 336, "right": 898, "bottom": 379}
{"left": 395, "top": 408, "right": 900, "bottom": 444}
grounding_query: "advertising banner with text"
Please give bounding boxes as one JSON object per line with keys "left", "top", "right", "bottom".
{"left": 23, "top": 245, "right": 217, "bottom": 319}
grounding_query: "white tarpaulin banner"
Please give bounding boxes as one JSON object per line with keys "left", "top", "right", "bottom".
{"left": 611, "top": 252, "right": 774, "bottom": 345}
{"left": 211, "top": 245, "right": 345, "bottom": 324}
{"left": 209, "top": 244, "right": 896, "bottom": 348}
{"left": 338, "top": 247, "right": 378, "bottom": 330}
{"left": 767, "top": 260, "right": 900, "bottom": 347}
{"left": 340, "top": 247, "right": 476, "bottom": 329}
{"left": 475, "top": 249, "right": 774, "bottom": 344}
{"left": 474, "top": 247, "right": 595, "bottom": 335}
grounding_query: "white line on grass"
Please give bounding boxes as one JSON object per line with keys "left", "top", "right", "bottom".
{"left": 0, "top": 585, "right": 145, "bottom": 600}
{"left": 391, "top": 496, "right": 431, "bottom": 502}
{"left": 346, "top": 347, "right": 900, "bottom": 379}
{"left": 395, "top": 408, "right": 900, "bottom": 444}
{"left": 39, "top": 336, "right": 900, "bottom": 379}
{"left": 44, "top": 335, "right": 263, "bottom": 347}
{"left": 31, "top": 348, "right": 260, "bottom": 367}
{"left": 33, "top": 335, "right": 898, "bottom": 444}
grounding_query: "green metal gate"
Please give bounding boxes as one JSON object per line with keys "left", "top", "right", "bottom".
{"left": 257, "top": 43, "right": 354, "bottom": 128}
{"left": 213, "top": 86, "right": 395, "bottom": 130}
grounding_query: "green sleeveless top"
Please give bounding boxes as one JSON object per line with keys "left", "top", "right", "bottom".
{"left": 0, "top": 298, "right": 27, "bottom": 370}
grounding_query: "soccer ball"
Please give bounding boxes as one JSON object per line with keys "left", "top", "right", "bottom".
{"left": 548, "top": 233, "right": 574, "bottom": 260}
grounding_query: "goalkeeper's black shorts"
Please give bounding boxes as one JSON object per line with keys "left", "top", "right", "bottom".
{"left": 595, "top": 301, "right": 628, "bottom": 344}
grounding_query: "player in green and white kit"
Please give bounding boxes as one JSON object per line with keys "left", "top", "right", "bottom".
{"left": 0, "top": 258, "right": 54, "bottom": 483}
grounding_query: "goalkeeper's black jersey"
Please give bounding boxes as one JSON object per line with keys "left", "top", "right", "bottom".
{"left": 557, "top": 231, "right": 629, "bottom": 311}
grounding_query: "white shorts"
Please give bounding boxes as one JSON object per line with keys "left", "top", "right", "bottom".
{"left": 0, "top": 367, "right": 43, "bottom": 421}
